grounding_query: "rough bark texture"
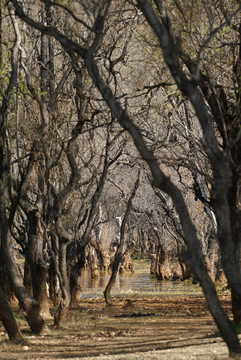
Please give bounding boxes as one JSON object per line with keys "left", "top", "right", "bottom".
{"left": 27, "top": 211, "right": 51, "bottom": 319}
{"left": 48, "top": 263, "right": 61, "bottom": 306}
{"left": 70, "top": 272, "right": 82, "bottom": 307}
{"left": 0, "top": 254, "right": 12, "bottom": 302}
{"left": 54, "top": 241, "right": 71, "bottom": 327}
{"left": 171, "top": 261, "right": 182, "bottom": 280}
{"left": 88, "top": 247, "right": 99, "bottom": 279}
{"left": 119, "top": 251, "right": 134, "bottom": 273}
{"left": 0, "top": 286, "right": 24, "bottom": 342}
{"left": 179, "top": 260, "right": 192, "bottom": 280}
{"left": 154, "top": 245, "right": 172, "bottom": 280}
{"left": 0, "top": 181, "right": 45, "bottom": 334}
{"left": 1, "top": 229, "right": 46, "bottom": 333}
{"left": 89, "top": 239, "right": 110, "bottom": 271}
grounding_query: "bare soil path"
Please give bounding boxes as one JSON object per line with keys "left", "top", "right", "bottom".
{"left": 0, "top": 293, "right": 237, "bottom": 359}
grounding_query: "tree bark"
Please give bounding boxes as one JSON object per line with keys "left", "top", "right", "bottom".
{"left": 155, "top": 245, "right": 172, "bottom": 280}
{"left": 54, "top": 241, "right": 71, "bottom": 327}
{"left": 0, "top": 286, "right": 24, "bottom": 342}
{"left": 0, "top": 207, "right": 45, "bottom": 333}
{"left": 104, "top": 252, "right": 122, "bottom": 306}
{"left": 27, "top": 210, "right": 50, "bottom": 318}
{"left": 69, "top": 266, "right": 82, "bottom": 307}
{"left": 229, "top": 171, "right": 241, "bottom": 324}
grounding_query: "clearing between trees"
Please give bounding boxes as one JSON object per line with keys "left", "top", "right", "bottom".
{"left": 0, "top": 294, "right": 235, "bottom": 360}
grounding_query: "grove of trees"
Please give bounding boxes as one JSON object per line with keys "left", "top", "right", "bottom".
{"left": 1, "top": 0, "right": 241, "bottom": 356}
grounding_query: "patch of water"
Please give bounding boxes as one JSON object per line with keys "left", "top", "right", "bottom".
{"left": 81, "top": 261, "right": 203, "bottom": 298}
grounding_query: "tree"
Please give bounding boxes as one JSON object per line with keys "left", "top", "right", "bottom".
{"left": 0, "top": 286, "right": 24, "bottom": 342}
{"left": 0, "top": 1, "right": 46, "bottom": 334}
{"left": 6, "top": 0, "right": 241, "bottom": 355}
{"left": 104, "top": 169, "right": 140, "bottom": 305}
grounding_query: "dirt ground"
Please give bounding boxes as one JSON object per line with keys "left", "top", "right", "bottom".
{"left": 0, "top": 293, "right": 237, "bottom": 360}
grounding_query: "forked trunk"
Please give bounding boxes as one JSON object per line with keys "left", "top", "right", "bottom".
{"left": 0, "top": 194, "right": 45, "bottom": 333}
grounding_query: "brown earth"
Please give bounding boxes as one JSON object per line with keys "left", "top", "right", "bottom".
{"left": 0, "top": 293, "right": 237, "bottom": 359}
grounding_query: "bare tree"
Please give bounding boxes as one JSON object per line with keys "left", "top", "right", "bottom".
{"left": 104, "top": 169, "right": 140, "bottom": 305}
{"left": 6, "top": 0, "right": 241, "bottom": 354}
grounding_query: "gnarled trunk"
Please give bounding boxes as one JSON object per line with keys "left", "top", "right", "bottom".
{"left": 179, "top": 260, "right": 192, "bottom": 280}
{"left": 119, "top": 251, "right": 134, "bottom": 273}
{"left": 155, "top": 245, "right": 172, "bottom": 280}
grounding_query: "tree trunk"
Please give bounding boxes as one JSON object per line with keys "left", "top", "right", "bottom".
{"left": 0, "top": 252, "right": 12, "bottom": 302}
{"left": 119, "top": 251, "right": 134, "bottom": 273}
{"left": 69, "top": 244, "right": 86, "bottom": 306}
{"left": 179, "top": 260, "right": 191, "bottom": 280}
{"left": 104, "top": 172, "right": 140, "bottom": 306}
{"left": 232, "top": 288, "right": 241, "bottom": 326}
{"left": 228, "top": 169, "right": 241, "bottom": 324}
{"left": 27, "top": 211, "right": 51, "bottom": 319}
{"left": 23, "top": 256, "right": 33, "bottom": 296}
{"left": 171, "top": 261, "right": 182, "bottom": 280}
{"left": 0, "top": 185, "right": 45, "bottom": 333}
{"left": 150, "top": 253, "right": 156, "bottom": 275}
{"left": 89, "top": 239, "right": 110, "bottom": 271}
{"left": 155, "top": 245, "right": 172, "bottom": 280}
{"left": 104, "top": 253, "right": 121, "bottom": 306}
{"left": 48, "top": 262, "right": 61, "bottom": 306}
{"left": 180, "top": 248, "right": 241, "bottom": 355}
{"left": 0, "top": 286, "right": 24, "bottom": 342}
{"left": 88, "top": 247, "right": 99, "bottom": 279}
{"left": 206, "top": 237, "right": 218, "bottom": 282}
{"left": 54, "top": 241, "right": 71, "bottom": 327}
{"left": 69, "top": 265, "right": 82, "bottom": 307}
{"left": 1, "top": 230, "right": 46, "bottom": 333}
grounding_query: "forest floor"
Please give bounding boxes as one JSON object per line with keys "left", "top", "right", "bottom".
{"left": 0, "top": 292, "right": 238, "bottom": 360}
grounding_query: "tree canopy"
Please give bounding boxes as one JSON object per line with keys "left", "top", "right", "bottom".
{"left": 1, "top": 0, "right": 241, "bottom": 355}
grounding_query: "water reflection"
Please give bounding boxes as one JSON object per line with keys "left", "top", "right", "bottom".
{"left": 81, "top": 264, "right": 203, "bottom": 298}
